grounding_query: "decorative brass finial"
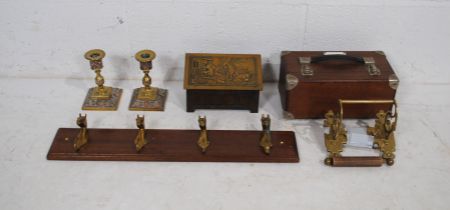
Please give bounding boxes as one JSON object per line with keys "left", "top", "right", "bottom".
{"left": 323, "top": 110, "right": 347, "bottom": 165}
{"left": 367, "top": 108, "right": 397, "bottom": 166}
{"left": 260, "top": 114, "right": 273, "bottom": 155}
{"left": 74, "top": 114, "right": 88, "bottom": 152}
{"left": 197, "top": 116, "right": 209, "bottom": 153}
{"left": 129, "top": 49, "right": 168, "bottom": 111}
{"left": 134, "top": 115, "right": 148, "bottom": 152}
{"left": 81, "top": 49, "right": 122, "bottom": 110}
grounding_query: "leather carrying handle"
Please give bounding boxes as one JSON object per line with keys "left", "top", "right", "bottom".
{"left": 299, "top": 54, "right": 380, "bottom": 76}
{"left": 310, "top": 54, "right": 365, "bottom": 64}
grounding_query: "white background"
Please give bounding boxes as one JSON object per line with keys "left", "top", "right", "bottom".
{"left": 1, "top": 0, "right": 450, "bottom": 209}
{"left": 1, "top": 0, "right": 450, "bottom": 83}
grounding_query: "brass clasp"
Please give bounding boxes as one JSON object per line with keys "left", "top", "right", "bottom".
{"left": 299, "top": 57, "right": 313, "bottom": 76}
{"left": 363, "top": 57, "right": 381, "bottom": 76}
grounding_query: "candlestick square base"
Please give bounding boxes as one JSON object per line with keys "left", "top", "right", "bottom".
{"left": 129, "top": 87, "right": 168, "bottom": 111}
{"left": 82, "top": 87, "right": 122, "bottom": 111}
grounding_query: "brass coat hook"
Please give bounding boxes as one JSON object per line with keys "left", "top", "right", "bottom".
{"left": 260, "top": 114, "right": 273, "bottom": 155}
{"left": 197, "top": 116, "right": 209, "bottom": 153}
{"left": 73, "top": 114, "right": 88, "bottom": 152}
{"left": 134, "top": 115, "right": 148, "bottom": 152}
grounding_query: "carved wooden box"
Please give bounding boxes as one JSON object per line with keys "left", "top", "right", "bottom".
{"left": 184, "top": 53, "right": 263, "bottom": 113}
{"left": 278, "top": 51, "right": 399, "bottom": 119}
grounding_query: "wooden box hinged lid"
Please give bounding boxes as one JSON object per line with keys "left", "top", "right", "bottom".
{"left": 184, "top": 53, "right": 263, "bottom": 91}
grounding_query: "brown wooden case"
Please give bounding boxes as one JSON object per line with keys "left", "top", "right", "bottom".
{"left": 184, "top": 53, "right": 263, "bottom": 113}
{"left": 278, "top": 51, "right": 399, "bottom": 119}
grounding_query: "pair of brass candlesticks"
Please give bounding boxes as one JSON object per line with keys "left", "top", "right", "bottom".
{"left": 82, "top": 49, "right": 167, "bottom": 111}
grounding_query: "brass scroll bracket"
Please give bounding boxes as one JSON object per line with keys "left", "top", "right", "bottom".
{"left": 134, "top": 115, "right": 148, "bottom": 152}
{"left": 197, "top": 116, "right": 210, "bottom": 153}
{"left": 323, "top": 110, "right": 347, "bottom": 165}
{"left": 324, "top": 99, "right": 397, "bottom": 167}
{"left": 260, "top": 114, "right": 273, "bottom": 155}
{"left": 73, "top": 114, "right": 88, "bottom": 152}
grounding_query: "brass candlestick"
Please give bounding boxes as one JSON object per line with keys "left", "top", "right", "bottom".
{"left": 85, "top": 49, "right": 111, "bottom": 99}
{"left": 136, "top": 50, "right": 157, "bottom": 100}
{"left": 129, "top": 49, "right": 168, "bottom": 111}
{"left": 82, "top": 49, "right": 122, "bottom": 110}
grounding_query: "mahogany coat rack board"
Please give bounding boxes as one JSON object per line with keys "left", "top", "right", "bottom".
{"left": 47, "top": 128, "right": 300, "bottom": 163}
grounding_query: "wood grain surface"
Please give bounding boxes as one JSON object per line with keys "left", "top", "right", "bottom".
{"left": 47, "top": 128, "right": 299, "bottom": 163}
{"left": 186, "top": 89, "right": 259, "bottom": 113}
{"left": 331, "top": 156, "right": 384, "bottom": 167}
